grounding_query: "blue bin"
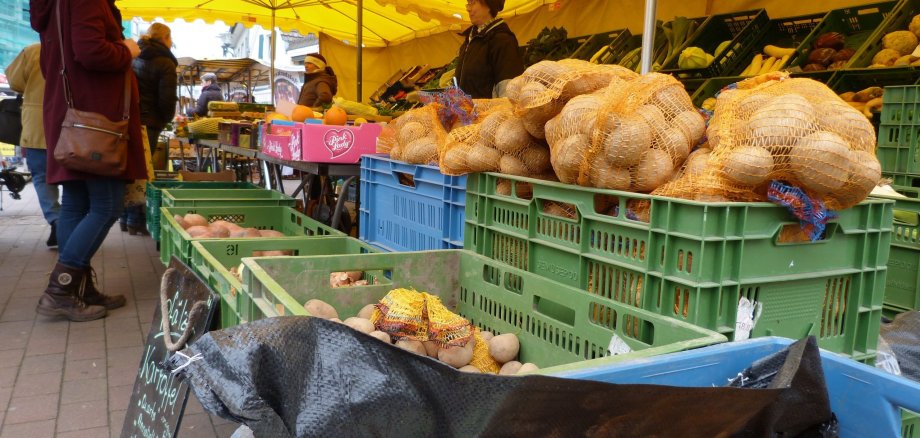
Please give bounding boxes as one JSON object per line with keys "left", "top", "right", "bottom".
{"left": 550, "top": 337, "right": 920, "bottom": 437}
{"left": 359, "top": 154, "right": 466, "bottom": 251}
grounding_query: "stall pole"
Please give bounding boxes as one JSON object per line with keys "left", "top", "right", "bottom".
{"left": 640, "top": 0, "right": 658, "bottom": 74}
{"left": 270, "top": 8, "right": 277, "bottom": 105}
{"left": 357, "top": 0, "right": 364, "bottom": 101}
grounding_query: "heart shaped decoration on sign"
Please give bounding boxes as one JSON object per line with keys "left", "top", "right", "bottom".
{"left": 323, "top": 128, "right": 355, "bottom": 158}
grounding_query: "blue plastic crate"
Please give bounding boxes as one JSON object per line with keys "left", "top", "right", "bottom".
{"left": 549, "top": 337, "right": 920, "bottom": 437}
{"left": 359, "top": 154, "right": 466, "bottom": 251}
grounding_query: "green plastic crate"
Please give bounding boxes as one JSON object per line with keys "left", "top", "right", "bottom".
{"left": 159, "top": 205, "right": 343, "bottom": 266}
{"left": 794, "top": 1, "right": 897, "bottom": 71}
{"left": 661, "top": 9, "right": 770, "bottom": 79}
{"left": 906, "top": 410, "right": 920, "bottom": 438}
{"left": 876, "top": 85, "right": 920, "bottom": 175}
{"left": 873, "top": 193, "right": 920, "bottom": 312}
{"left": 728, "top": 13, "right": 826, "bottom": 76}
{"left": 465, "top": 173, "right": 893, "bottom": 362}
{"left": 241, "top": 250, "right": 727, "bottom": 372}
{"left": 191, "top": 237, "right": 378, "bottom": 328}
{"left": 884, "top": 173, "right": 920, "bottom": 198}
{"left": 851, "top": 0, "right": 920, "bottom": 68}
{"left": 146, "top": 181, "right": 260, "bottom": 241}
{"left": 160, "top": 188, "right": 295, "bottom": 208}
{"left": 569, "top": 29, "right": 627, "bottom": 61}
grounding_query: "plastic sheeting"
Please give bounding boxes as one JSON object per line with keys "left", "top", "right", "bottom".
{"left": 170, "top": 316, "right": 834, "bottom": 437}
{"left": 880, "top": 311, "right": 920, "bottom": 383}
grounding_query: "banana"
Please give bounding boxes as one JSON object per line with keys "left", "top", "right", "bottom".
{"left": 757, "top": 56, "right": 777, "bottom": 75}
{"left": 771, "top": 54, "right": 791, "bottom": 72}
{"left": 590, "top": 45, "right": 609, "bottom": 63}
{"left": 764, "top": 45, "right": 795, "bottom": 58}
{"left": 742, "top": 54, "right": 763, "bottom": 76}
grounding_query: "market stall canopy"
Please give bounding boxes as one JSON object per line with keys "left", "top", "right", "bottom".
{"left": 175, "top": 56, "right": 303, "bottom": 85}
{"left": 114, "top": 0, "right": 552, "bottom": 48}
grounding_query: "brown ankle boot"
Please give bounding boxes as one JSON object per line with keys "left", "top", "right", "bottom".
{"left": 36, "top": 263, "right": 107, "bottom": 322}
{"left": 81, "top": 266, "right": 126, "bottom": 310}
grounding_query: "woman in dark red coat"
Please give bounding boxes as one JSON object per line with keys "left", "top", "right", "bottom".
{"left": 30, "top": 0, "right": 147, "bottom": 321}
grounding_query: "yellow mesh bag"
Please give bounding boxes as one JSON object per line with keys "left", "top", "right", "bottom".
{"left": 653, "top": 73, "right": 881, "bottom": 210}
{"left": 468, "top": 328, "right": 501, "bottom": 374}
{"left": 187, "top": 117, "right": 227, "bottom": 134}
{"left": 376, "top": 124, "right": 397, "bottom": 154}
{"left": 547, "top": 73, "right": 706, "bottom": 193}
{"left": 389, "top": 105, "right": 449, "bottom": 164}
{"left": 369, "top": 288, "right": 472, "bottom": 346}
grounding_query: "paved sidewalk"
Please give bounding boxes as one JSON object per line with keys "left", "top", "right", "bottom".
{"left": 0, "top": 184, "right": 234, "bottom": 437}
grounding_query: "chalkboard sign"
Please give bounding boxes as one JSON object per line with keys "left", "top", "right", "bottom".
{"left": 121, "top": 258, "right": 218, "bottom": 438}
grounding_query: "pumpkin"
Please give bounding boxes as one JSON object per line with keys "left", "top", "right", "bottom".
{"left": 323, "top": 106, "right": 348, "bottom": 125}
{"left": 291, "top": 105, "right": 314, "bottom": 122}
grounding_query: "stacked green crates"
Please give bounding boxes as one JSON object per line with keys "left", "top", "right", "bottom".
{"left": 874, "top": 194, "right": 920, "bottom": 316}
{"left": 660, "top": 9, "right": 770, "bottom": 79}
{"left": 146, "top": 181, "right": 260, "bottom": 241}
{"left": 796, "top": 1, "right": 897, "bottom": 71}
{"left": 850, "top": 0, "right": 920, "bottom": 68}
{"left": 159, "top": 188, "right": 295, "bottom": 208}
{"left": 191, "top": 237, "right": 378, "bottom": 328}
{"left": 159, "top": 205, "right": 343, "bottom": 266}
{"left": 464, "top": 173, "right": 893, "bottom": 363}
{"left": 241, "top": 250, "right": 726, "bottom": 373}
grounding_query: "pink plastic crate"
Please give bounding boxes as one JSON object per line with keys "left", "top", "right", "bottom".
{"left": 299, "top": 123, "right": 382, "bottom": 164}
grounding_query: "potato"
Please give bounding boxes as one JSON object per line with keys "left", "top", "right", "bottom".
{"left": 673, "top": 111, "right": 706, "bottom": 142}
{"left": 398, "top": 121, "right": 427, "bottom": 146}
{"left": 208, "top": 225, "right": 230, "bottom": 238}
{"left": 404, "top": 138, "right": 438, "bottom": 164}
{"left": 186, "top": 225, "right": 210, "bottom": 237}
{"left": 736, "top": 93, "right": 774, "bottom": 118}
{"left": 519, "top": 145, "right": 552, "bottom": 173}
{"left": 480, "top": 331, "right": 494, "bottom": 341}
{"left": 722, "top": 146, "right": 774, "bottom": 186}
{"left": 631, "top": 149, "right": 674, "bottom": 192}
{"left": 210, "top": 220, "right": 237, "bottom": 231}
{"left": 654, "top": 127, "right": 691, "bottom": 165}
{"left": 243, "top": 228, "right": 263, "bottom": 238}
{"left": 183, "top": 213, "right": 208, "bottom": 227}
{"left": 848, "top": 150, "right": 882, "bottom": 196}
{"left": 790, "top": 131, "right": 851, "bottom": 194}
{"left": 488, "top": 333, "right": 520, "bottom": 364}
{"left": 369, "top": 330, "right": 392, "bottom": 344}
{"left": 604, "top": 117, "right": 651, "bottom": 167}
{"left": 459, "top": 365, "right": 481, "bottom": 373}
{"left": 396, "top": 339, "right": 427, "bottom": 356}
{"left": 633, "top": 105, "right": 667, "bottom": 132}
{"left": 748, "top": 95, "right": 816, "bottom": 147}
{"left": 438, "top": 337, "right": 476, "bottom": 368}
{"left": 684, "top": 148, "right": 711, "bottom": 177}
{"left": 589, "top": 166, "right": 631, "bottom": 190}
{"left": 441, "top": 147, "right": 468, "bottom": 172}
{"left": 517, "top": 363, "right": 539, "bottom": 374}
{"left": 521, "top": 111, "right": 548, "bottom": 139}
{"left": 329, "top": 318, "right": 343, "bottom": 323}
{"left": 467, "top": 145, "right": 502, "bottom": 172}
{"left": 479, "top": 110, "right": 510, "bottom": 145}
{"left": 499, "top": 361, "right": 523, "bottom": 375}
{"left": 343, "top": 317, "right": 375, "bottom": 334}
{"left": 229, "top": 228, "right": 249, "bottom": 238}
{"left": 303, "top": 299, "right": 338, "bottom": 319}
{"left": 173, "top": 215, "right": 189, "bottom": 230}
{"left": 519, "top": 81, "right": 549, "bottom": 108}
{"left": 259, "top": 229, "right": 285, "bottom": 238}
{"left": 357, "top": 303, "right": 376, "bottom": 319}
{"left": 260, "top": 250, "right": 292, "bottom": 257}
{"left": 423, "top": 340, "right": 440, "bottom": 358}
{"left": 494, "top": 118, "right": 532, "bottom": 154}
{"left": 499, "top": 154, "right": 529, "bottom": 176}
{"left": 551, "top": 134, "right": 588, "bottom": 183}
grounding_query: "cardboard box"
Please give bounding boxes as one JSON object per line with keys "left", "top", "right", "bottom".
{"left": 300, "top": 123, "right": 382, "bottom": 164}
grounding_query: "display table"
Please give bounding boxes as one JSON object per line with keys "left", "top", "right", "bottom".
{"left": 196, "top": 139, "right": 360, "bottom": 234}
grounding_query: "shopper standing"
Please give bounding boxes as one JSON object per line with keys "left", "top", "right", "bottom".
{"left": 119, "top": 22, "right": 177, "bottom": 235}
{"left": 6, "top": 43, "right": 61, "bottom": 247}
{"left": 30, "top": 0, "right": 146, "bottom": 321}
{"left": 187, "top": 72, "right": 223, "bottom": 117}
{"left": 297, "top": 53, "right": 338, "bottom": 108}
{"left": 455, "top": 0, "right": 525, "bottom": 98}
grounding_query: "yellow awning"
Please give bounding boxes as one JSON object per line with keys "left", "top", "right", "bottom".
{"left": 114, "top": 0, "right": 552, "bottom": 48}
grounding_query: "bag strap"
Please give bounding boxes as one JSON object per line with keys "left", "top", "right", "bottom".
{"left": 55, "top": 0, "right": 131, "bottom": 120}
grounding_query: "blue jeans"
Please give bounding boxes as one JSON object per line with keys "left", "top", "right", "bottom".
{"left": 23, "top": 147, "right": 60, "bottom": 225}
{"left": 58, "top": 179, "right": 125, "bottom": 268}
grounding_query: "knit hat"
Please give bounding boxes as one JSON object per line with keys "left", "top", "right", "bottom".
{"left": 482, "top": 0, "right": 504, "bottom": 17}
{"left": 200, "top": 73, "right": 217, "bottom": 83}
{"left": 305, "top": 54, "right": 327, "bottom": 70}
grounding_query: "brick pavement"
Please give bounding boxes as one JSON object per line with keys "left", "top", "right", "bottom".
{"left": 0, "top": 183, "right": 236, "bottom": 437}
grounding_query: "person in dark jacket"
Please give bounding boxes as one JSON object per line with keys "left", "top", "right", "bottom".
{"left": 187, "top": 73, "right": 223, "bottom": 117}
{"left": 119, "top": 22, "right": 177, "bottom": 236}
{"left": 31, "top": 0, "right": 143, "bottom": 321}
{"left": 297, "top": 53, "right": 338, "bottom": 108}
{"left": 455, "top": 0, "right": 525, "bottom": 99}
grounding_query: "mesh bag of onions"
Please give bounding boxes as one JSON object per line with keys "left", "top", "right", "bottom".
{"left": 388, "top": 104, "right": 449, "bottom": 164}
{"left": 546, "top": 73, "right": 707, "bottom": 192}
{"left": 653, "top": 73, "right": 881, "bottom": 210}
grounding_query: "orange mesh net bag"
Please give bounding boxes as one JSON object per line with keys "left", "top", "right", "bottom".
{"left": 438, "top": 103, "right": 553, "bottom": 177}
{"left": 546, "top": 73, "right": 706, "bottom": 192}
{"left": 506, "top": 60, "right": 639, "bottom": 141}
{"left": 370, "top": 288, "right": 473, "bottom": 347}
{"left": 653, "top": 73, "right": 881, "bottom": 210}
{"left": 389, "top": 105, "right": 449, "bottom": 164}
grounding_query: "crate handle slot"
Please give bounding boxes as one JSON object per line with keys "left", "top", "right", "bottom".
{"left": 893, "top": 209, "right": 919, "bottom": 227}
{"left": 392, "top": 171, "right": 416, "bottom": 188}
{"left": 532, "top": 294, "right": 576, "bottom": 326}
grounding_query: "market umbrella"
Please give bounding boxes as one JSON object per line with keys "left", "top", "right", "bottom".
{"left": 115, "top": 0, "right": 551, "bottom": 101}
